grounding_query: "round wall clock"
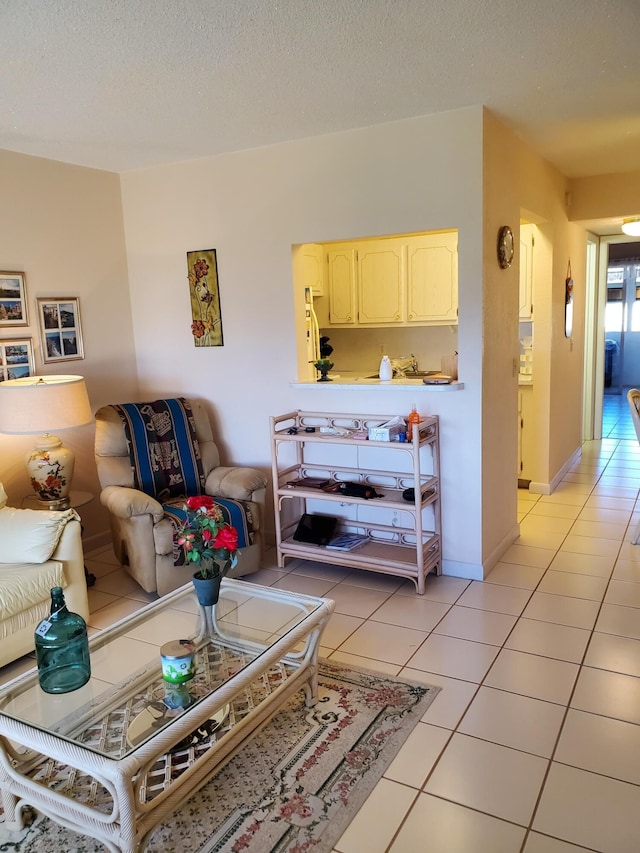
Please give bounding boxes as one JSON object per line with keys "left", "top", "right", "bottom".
{"left": 497, "top": 225, "right": 514, "bottom": 269}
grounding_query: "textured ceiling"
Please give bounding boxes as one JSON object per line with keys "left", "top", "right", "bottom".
{"left": 1, "top": 0, "right": 639, "bottom": 176}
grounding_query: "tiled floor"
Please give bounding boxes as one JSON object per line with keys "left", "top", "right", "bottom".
{"left": 3, "top": 428, "right": 640, "bottom": 851}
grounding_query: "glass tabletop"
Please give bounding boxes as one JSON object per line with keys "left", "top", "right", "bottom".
{"left": 0, "top": 578, "right": 325, "bottom": 758}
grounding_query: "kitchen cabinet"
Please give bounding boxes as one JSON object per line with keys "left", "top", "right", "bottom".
{"left": 301, "top": 243, "right": 325, "bottom": 297}
{"left": 326, "top": 232, "right": 458, "bottom": 328}
{"left": 327, "top": 247, "right": 357, "bottom": 325}
{"left": 406, "top": 232, "right": 458, "bottom": 324}
{"left": 519, "top": 224, "right": 534, "bottom": 320}
{"left": 357, "top": 241, "right": 405, "bottom": 324}
{"left": 270, "top": 410, "right": 442, "bottom": 594}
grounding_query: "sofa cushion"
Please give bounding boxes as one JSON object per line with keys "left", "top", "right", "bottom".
{"left": 0, "top": 560, "right": 66, "bottom": 624}
{"left": 0, "top": 507, "right": 80, "bottom": 563}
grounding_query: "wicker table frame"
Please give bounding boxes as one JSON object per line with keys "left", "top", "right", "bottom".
{"left": 0, "top": 582, "right": 334, "bottom": 853}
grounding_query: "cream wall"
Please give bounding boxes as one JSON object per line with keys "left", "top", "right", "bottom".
{"left": 120, "top": 107, "right": 488, "bottom": 577}
{"left": 0, "top": 150, "right": 137, "bottom": 545}
{"left": 569, "top": 171, "right": 640, "bottom": 221}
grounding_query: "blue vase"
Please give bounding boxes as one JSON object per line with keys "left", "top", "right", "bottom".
{"left": 192, "top": 572, "right": 222, "bottom": 606}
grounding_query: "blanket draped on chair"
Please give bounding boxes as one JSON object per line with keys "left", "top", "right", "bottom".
{"left": 113, "top": 398, "right": 254, "bottom": 565}
{"left": 113, "top": 398, "right": 206, "bottom": 502}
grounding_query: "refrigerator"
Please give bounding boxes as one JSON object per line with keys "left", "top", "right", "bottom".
{"left": 304, "top": 287, "right": 321, "bottom": 379}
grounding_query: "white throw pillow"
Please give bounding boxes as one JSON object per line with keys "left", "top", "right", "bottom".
{"left": 0, "top": 507, "right": 80, "bottom": 564}
{"left": 0, "top": 483, "right": 7, "bottom": 509}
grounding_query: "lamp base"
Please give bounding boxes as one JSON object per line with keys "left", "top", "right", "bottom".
{"left": 26, "top": 434, "right": 75, "bottom": 507}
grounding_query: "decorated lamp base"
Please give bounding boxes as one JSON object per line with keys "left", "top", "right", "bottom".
{"left": 26, "top": 434, "right": 74, "bottom": 508}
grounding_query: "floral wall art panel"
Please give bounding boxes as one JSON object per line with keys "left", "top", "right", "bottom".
{"left": 187, "top": 249, "right": 224, "bottom": 347}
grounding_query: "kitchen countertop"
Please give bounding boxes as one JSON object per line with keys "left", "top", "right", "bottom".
{"left": 292, "top": 370, "right": 465, "bottom": 390}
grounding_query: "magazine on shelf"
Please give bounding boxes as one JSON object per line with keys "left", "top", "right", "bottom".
{"left": 326, "top": 533, "right": 369, "bottom": 551}
{"left": 286, "top": 477, "right": 331, "bottom": 490}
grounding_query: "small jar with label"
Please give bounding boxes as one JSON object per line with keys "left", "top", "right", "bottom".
{"left": 160, "top": 639, "right": 196, "bottom": 684}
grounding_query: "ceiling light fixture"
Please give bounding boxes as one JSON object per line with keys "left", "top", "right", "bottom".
{"left": 621, "top": 218, "right": 640, "bottom": 237}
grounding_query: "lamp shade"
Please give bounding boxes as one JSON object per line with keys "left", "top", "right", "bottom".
{"left": 0, "top": 375, "right": 92, "bottom": 434}
{"left": 621, "top": 218, "right": 640, "bottom": 237}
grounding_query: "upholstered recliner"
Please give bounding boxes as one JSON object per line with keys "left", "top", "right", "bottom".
{"left": 94, "top": 398, "right": 268, "bottom": 597}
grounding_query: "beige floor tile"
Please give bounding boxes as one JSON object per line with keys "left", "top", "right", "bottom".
{"left": 605, "top": 578, "right": 640, "bottom": 608}
{"left": 424, "top": 733, "right": 548, "bottom": 825}
{"left": 484, "top": 649, "right": 579, "bottom": 705}
{"left": 569, "top": 518, "right": 627, "bottom": 540}
{"left": 555, "top": 708, "right": 640, "bottom": 785}
{"left": 398, "top": 573, "right": 470, "bottom": 604}
{"left": 560, "top": 534, "right": 621, "bottom": 558}
{"left": 273, "top": 573, "right": 338, "bottom": 597}
{"left": 384, "top": 721, "right": 451, "bottom": 787}
{"left": 372, "top": 592, "right": 450, "bottom": 631}
{"left": 595, "top": 602, "right": 640, "bottom": 640}
{"left": 548, "top": 550, "right": 615, "bottom": 578}
{"left": 90, "top": 635, "right": 158, "bottom": 683}
{"left": 87, "top": 597, "right": 152, "bottom": 631}
{"left": 591, "top": 484, "right": 639, "bottom": 500}
{"left": 528, "top": 502, "right": 581, "bottom": 520}
{"left": 401, "top": 669, "right": 478, "bottom": 729}
{"left": 124, "top": 587, "right": 160, "bottom": 605}
{"left": 533, "top": 763, "right": 640, "bottom": 853}
{"left": 407, "top": 634, "right": 499, "bottom": 683}
{"left": 484, "top": 562, "right": 546, "bottom": 589}
{"left": 459, "top": 685, "right": 565, "bottom": 757}
{"left": 584, "top": 631, "right": 640, "bottom": 677}
{"left": 505, "top": 618, "right": 591, "bottom": 664}
{"left": 577, "top": 505, "right": 632, "bottom": 524}
{"left": 521, "top": 592, "right": 600, "bottom": 630}
{"left": 292, "top": 560, "right": 354, "bottom": 582}
{"left": 616, "top": 540, "right": 640, "bottom": 561}
{"left": 87, "top": 588, "right": 119, "bottom": 614}
{"left": 585, "top": 495, "right": 636, "bottom": 512}
{"left": 537, "top": 493, "right": 587, "bottom": 507}
{"left": 433, "top": 606, "right": 517, "bottom": 646}
{"left": 243, "top": 567, "right": 292, "bottom": 586}
{"left": 515, "top": 529, "right": 567, "bottom": 550}
{"left": 571, "top": 666, "right": 640, "bottom": 725}
{"left": 499, "top": 544, "right": 556, "bottom": 569}
{"left": 518, "top": 490, "right": 541, "bottom": 503}
{"left": 318, "top": 613, "right": 363, "bottom": 650}
{"left": 390, "top": 793, "right": 526, "bottom": 853}
{"left": 92, "top": 568, "right": 146, "bottom": 597}
{"left": 536, "top": 570, "right": 608, "bottom": 601}
{"left": 334, "top": 777, "right": 416, "bottom": 853}
{"left": 339, "top": 570, "right": 405, "bottom": 593}
{"left": 0, "top": 655, "right": 36, "bottom": 686}
{"left": 612, "top": 558, "right": 640, "bottom": 582}
{"left": 83, "top": 557, "right": 122, "bottom": 579}
{"left": 520, "top": 515, "right": 574, "bottom": 535}
{"left": 325, "top": 583, "right": 392, "bottom": 619}
{"left": 561, "top": 472, "right": 599, "bottom": 485}
{"left": 326, "top": 650, "right": 400, "bottom": 676}
{"left": 456, "top": 580, "right": 532, "bottom": 615}
{"left": 338, "top": 620, "right": 428, "bottom": 666}
{"left": 524, "top": 833, "right": 596, "bottom": 852}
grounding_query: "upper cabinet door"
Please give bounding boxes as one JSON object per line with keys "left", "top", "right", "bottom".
{"left": 357, "top": 241, "right": 405, "bottom": 324}
{"left": 406, "top": 233, "right": 458, "bottom": 324}
{"left": 301, "top": 244, "right": 325, "bottom": 297}
{"left": 519, "top": 224, "right": 534, "bottom": 320}
{"left": 327, "top": 247, "right": 357, "bottom": 325}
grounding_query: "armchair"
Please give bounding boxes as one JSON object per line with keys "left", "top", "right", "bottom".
{"left": 0, "top": 484, "right": 88, "bottom": 668}
{"left": 94, "top": 398, "right": 268, "bottom": 596}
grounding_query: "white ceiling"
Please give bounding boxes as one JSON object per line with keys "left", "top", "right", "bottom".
{"left": 1, "top": 0, "right": 639, "bottom": 179}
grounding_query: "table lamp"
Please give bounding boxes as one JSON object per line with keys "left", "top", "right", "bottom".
{"left": 0, "top": 375, "right": 92, "bottom": 509}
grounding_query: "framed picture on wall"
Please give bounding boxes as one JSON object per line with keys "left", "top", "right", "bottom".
{"left": 0, "top": 337, "right": 35, "bottom": 382}
{"left": 36, "top": 297, "right": 84, "bottom": 362}
{"left": 186, "top": 249, "right": 224, "bottom": 347}
{"left": 0, "top": 272, "right": 28, "bottom": 327}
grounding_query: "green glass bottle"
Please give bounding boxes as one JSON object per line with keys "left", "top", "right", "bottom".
{"left": 34, "top": 587, "right": 91, "bottom": 694}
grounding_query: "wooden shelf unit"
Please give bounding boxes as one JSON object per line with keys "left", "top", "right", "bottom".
{"left": 270, "top": 410, "right": 441, "bottom": 594}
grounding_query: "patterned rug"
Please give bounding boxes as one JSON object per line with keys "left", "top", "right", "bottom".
{"left": 0, "top": 661, "right": 439, "bottom": 853}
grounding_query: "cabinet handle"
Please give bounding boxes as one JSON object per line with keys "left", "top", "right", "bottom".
{"left": 394, "top": 314, "right": 400, "bottom": 320}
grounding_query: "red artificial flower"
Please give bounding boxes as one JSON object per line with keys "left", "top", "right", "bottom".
{"left": 185, "top": 495, "right": 215, "bottom": 511}
{"left": 214, "top": 525, "right": 238, "bottom": 551}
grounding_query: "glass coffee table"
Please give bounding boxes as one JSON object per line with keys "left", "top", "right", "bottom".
{"left": 0, "top": 578, "right": 334, "bottom": 853}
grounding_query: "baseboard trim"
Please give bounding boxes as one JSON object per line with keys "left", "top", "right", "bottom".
{"left": 529, "top": 444, "right": 582, "bottom": 495}
{"left": 83, "top": 530, "right": 112, "bottom": 553}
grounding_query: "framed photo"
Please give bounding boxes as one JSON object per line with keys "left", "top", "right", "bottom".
{"left": 0, "top": 337, "right": 35, "bottom": 382}
{"left": 187, "top": 249, "right": 224, "bottom": 347}
{"left": 0, "top": 272, "right": 28, "bottom": 327}
{"left": 36, "top": 297, "right": 84, "bottom": 362}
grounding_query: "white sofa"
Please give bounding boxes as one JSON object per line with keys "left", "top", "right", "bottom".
{"left": 0, "top": 484, "right": 89, "bottom": 668}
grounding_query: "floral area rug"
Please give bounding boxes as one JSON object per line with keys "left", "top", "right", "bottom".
{"left": 0, "top": 661, "right": 439, "bottom": 853}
